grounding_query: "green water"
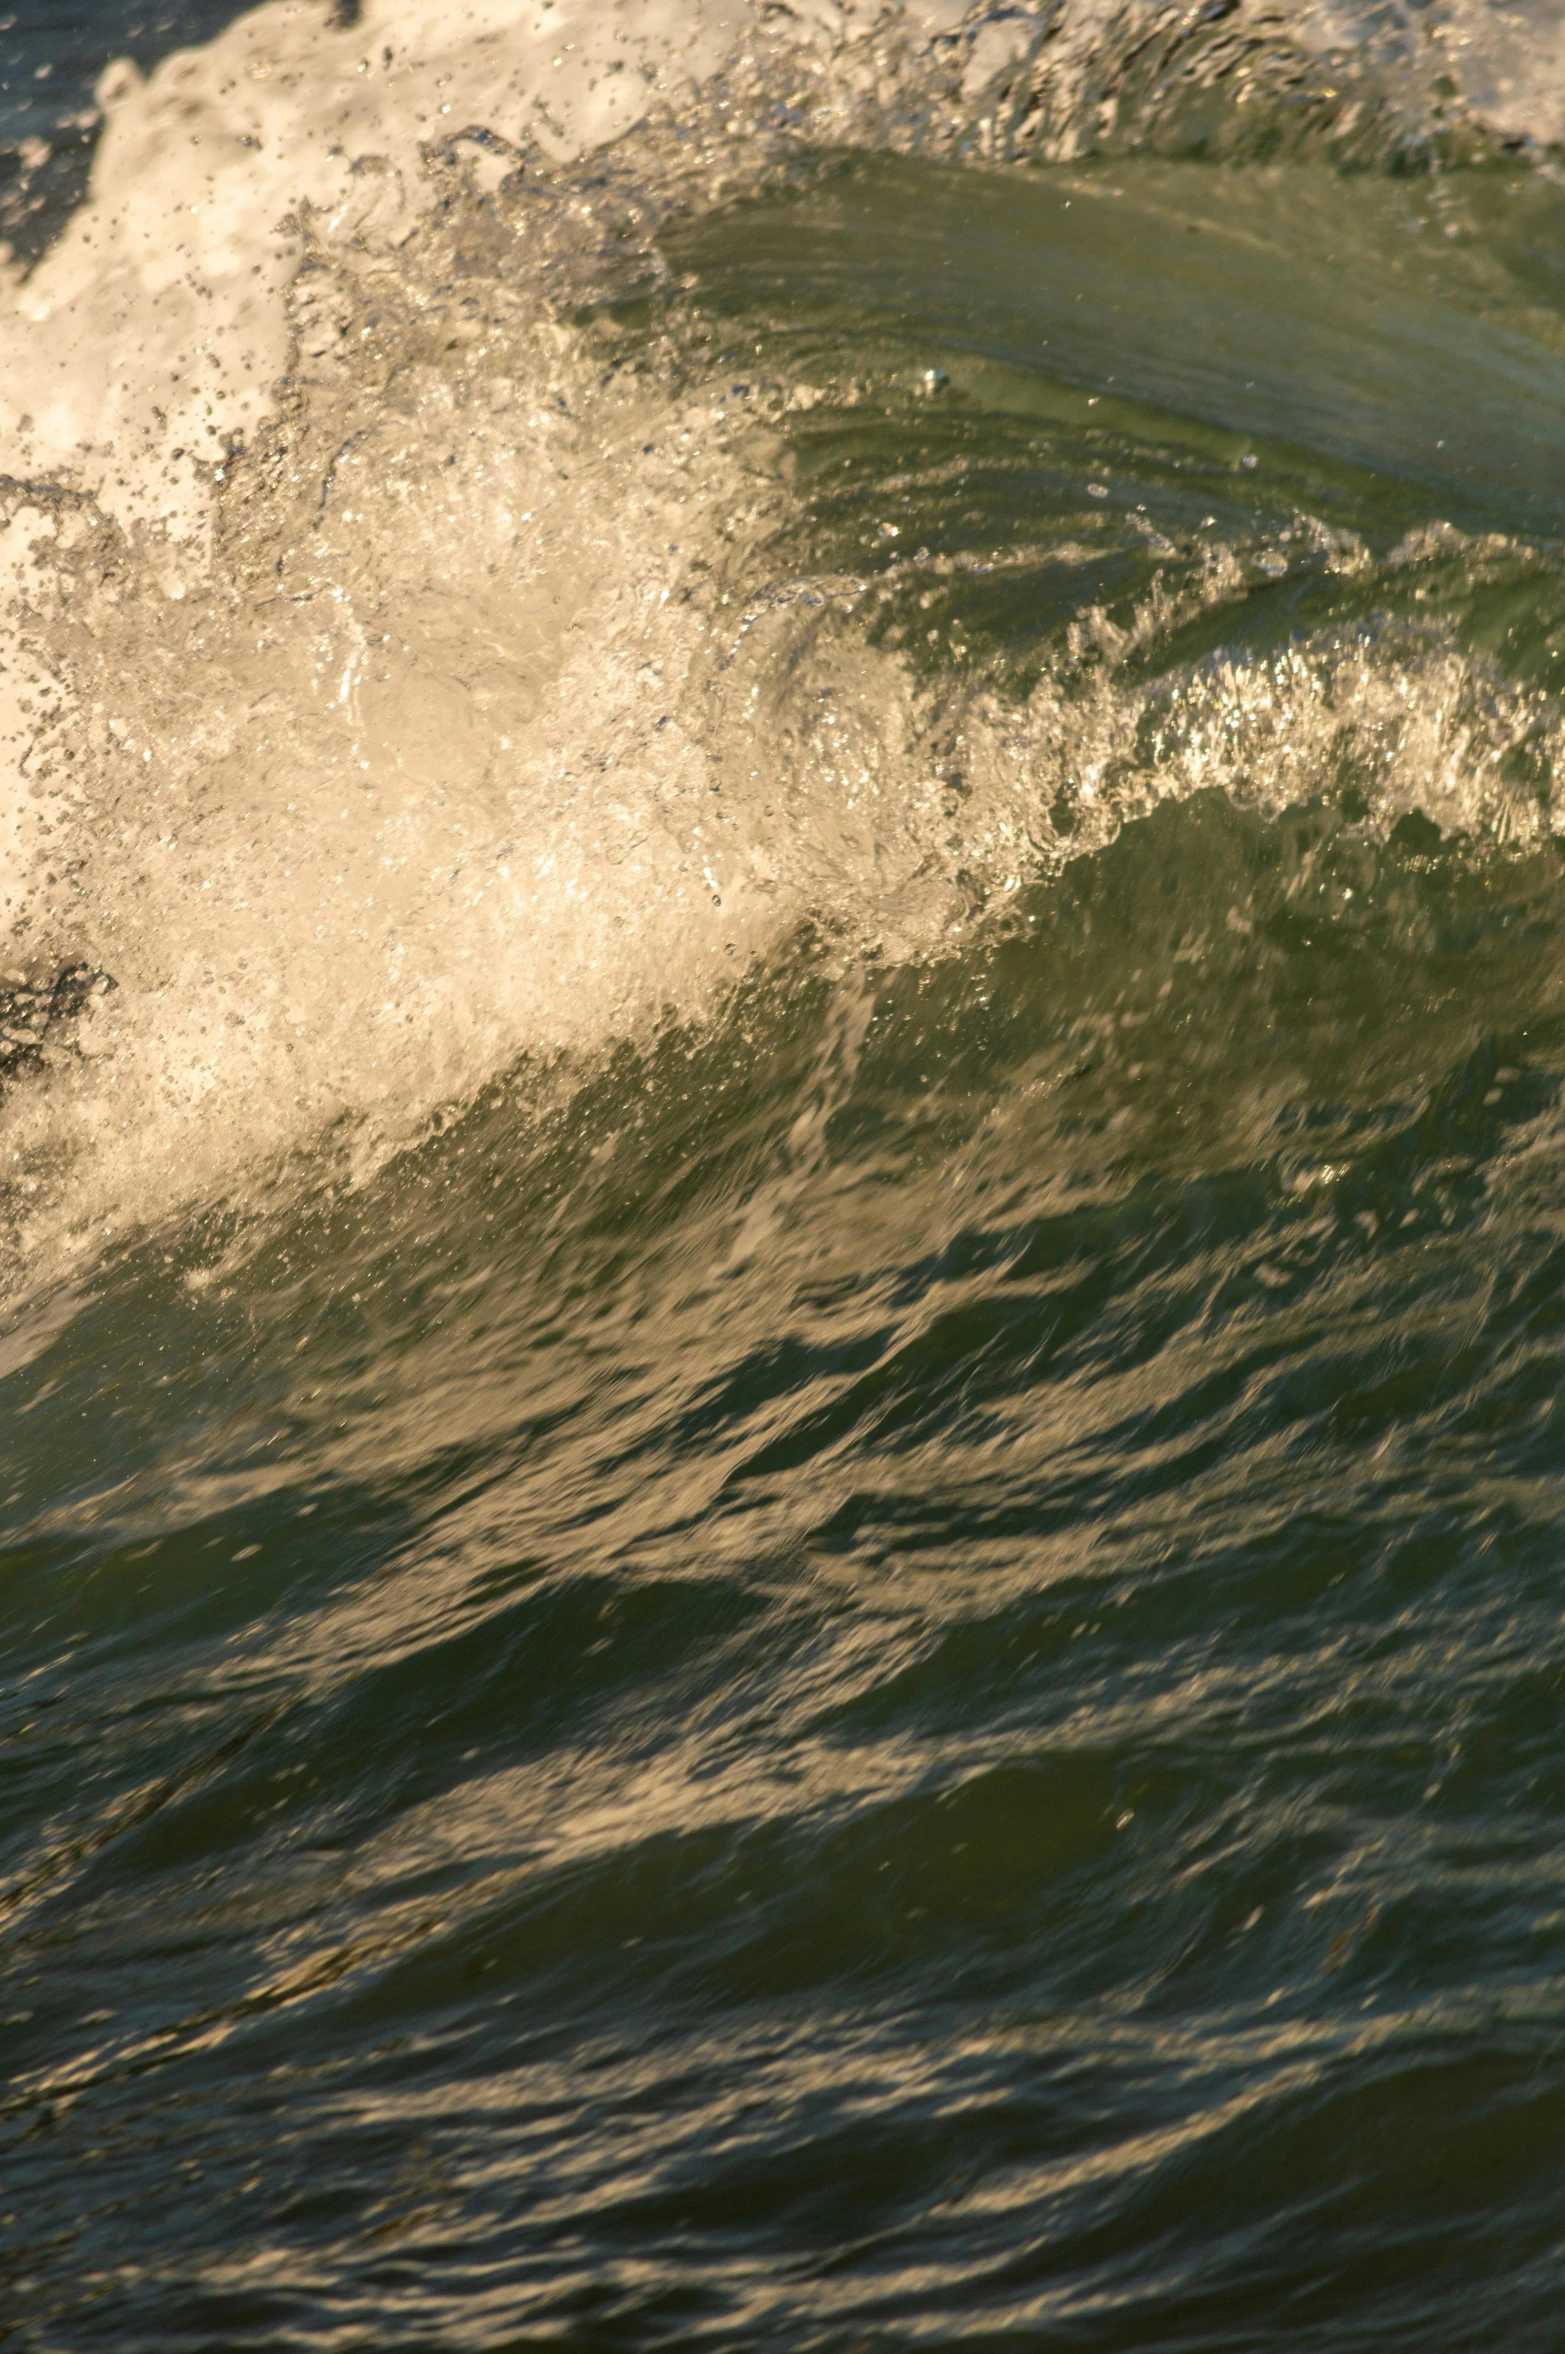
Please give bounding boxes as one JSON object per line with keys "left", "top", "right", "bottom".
{"left": 10, "top": 76, "right": 1565, "bottom": 2354}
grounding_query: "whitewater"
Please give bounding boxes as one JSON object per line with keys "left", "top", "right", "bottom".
{"left": 6, "top": 0, "right": 1565, "bottom": 2345}
{"left": 0, "top": 0, "right": 1556, "bottom": 1282}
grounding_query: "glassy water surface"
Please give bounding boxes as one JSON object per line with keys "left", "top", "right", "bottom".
{"left": 5, "top": 0, "right": 1565, "bottom": 2344}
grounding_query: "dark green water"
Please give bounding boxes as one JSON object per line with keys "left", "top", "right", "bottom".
{"left": 9, "top": 4, "right": 1565, "bottom": 2345}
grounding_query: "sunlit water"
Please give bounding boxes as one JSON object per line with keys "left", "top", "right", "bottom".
{"left": 6, "top": 1, "right": 1565, "bottom": 2344}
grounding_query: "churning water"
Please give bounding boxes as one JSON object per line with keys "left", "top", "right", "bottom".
{"left": 6, "top": 0, "right": 1565, "bottom": 2342}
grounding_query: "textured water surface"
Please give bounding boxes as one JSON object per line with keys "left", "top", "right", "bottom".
{"left": 5, "top": 0, "right": 1565, "bottom": 2346}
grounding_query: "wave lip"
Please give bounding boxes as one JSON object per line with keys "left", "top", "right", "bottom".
{"left": 0, "top": 0, "right": 1562, "bottom": 1294}
{"left": 1, "top": 0, "right": 1555, "bottom": 526}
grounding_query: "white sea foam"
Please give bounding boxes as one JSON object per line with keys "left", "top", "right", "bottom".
{"left": 8, "top": 0, "right": 1550, "bottom": 540}
{"left": 4, "top": 0, "right": 742, "bottom": 531}
{"left": 0, "top": 0, "right": 1560, "bottom": 1292}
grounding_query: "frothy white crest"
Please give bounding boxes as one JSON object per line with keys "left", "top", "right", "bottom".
{"left": 4, "top": 0, "right": 746, "bottom": 532}
{"left": 0, "top": 0, "right": 1557, "bottom": 1295}
{"left": 6, "top": 0, "right": 1530, "bottom": 547}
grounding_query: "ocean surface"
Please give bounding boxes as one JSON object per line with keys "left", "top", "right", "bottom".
{"left": 6, "top": 0, "right": 1565, "bottom": 2344}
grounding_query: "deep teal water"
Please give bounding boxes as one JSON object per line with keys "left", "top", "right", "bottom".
{"left": 9, "top": 5, "right": 1565, "bottom": 2347}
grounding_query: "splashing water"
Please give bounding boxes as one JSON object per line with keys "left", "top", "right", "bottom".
{"left": 7, "top": 1, "right": 1565, "bottom": 2346}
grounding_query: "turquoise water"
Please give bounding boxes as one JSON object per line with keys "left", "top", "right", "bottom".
{"left": 8, "top": 3, "right": 1565, "bottom": 2344}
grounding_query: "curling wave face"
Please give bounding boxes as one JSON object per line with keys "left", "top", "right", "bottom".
{"left": 4, "top": 0, "right": 1565, "bottom": 1283}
